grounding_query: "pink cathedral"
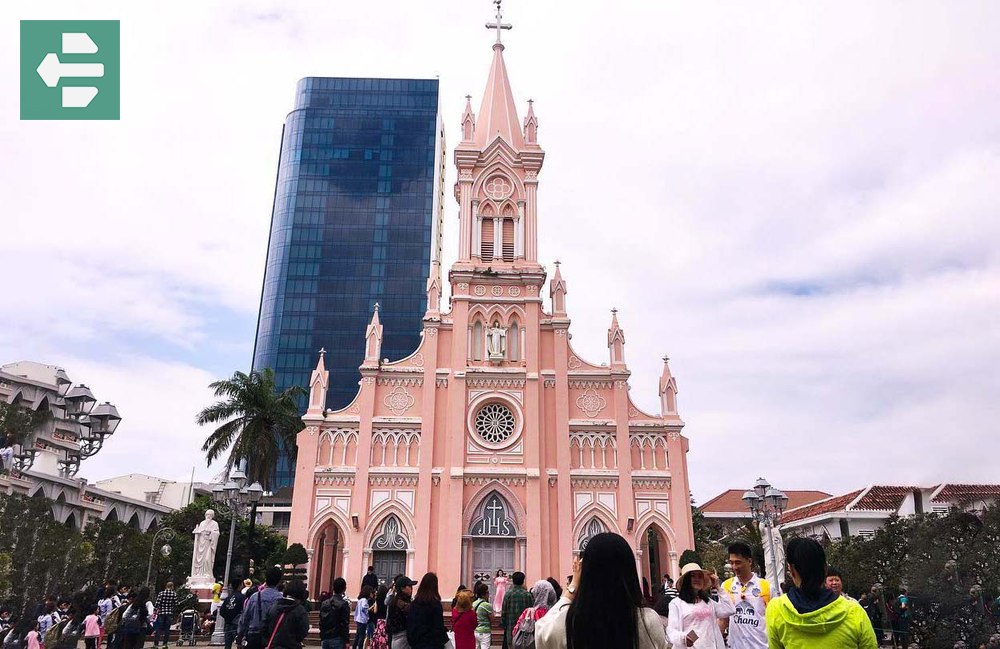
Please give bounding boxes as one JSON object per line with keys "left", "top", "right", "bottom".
{"left": 287, "top": 23, "right": 695, "bottom": 597}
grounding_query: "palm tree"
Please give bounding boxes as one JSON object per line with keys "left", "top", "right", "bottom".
{"left": 196, "top": 368, "right": 306, "bottom": 490}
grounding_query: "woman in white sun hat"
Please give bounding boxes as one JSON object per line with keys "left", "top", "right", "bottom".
{"left": 666, "top": 563, "right": 736, "bottom": 648}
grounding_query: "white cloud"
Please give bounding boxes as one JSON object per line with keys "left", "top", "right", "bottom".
{"left": 1, "top": 1, "right": 998, "bottom": 504}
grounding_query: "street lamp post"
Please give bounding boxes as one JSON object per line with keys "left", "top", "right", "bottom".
{"left": 742, "top": 477, "right": 789, "bottom": 594}
{"left": 209, "top": 471, "right": 264, "bottom": 646}
{"left": 146, "top": 527, "right": 176, "bottom": 589}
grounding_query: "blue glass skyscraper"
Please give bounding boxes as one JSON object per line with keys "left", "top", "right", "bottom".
{"left": 253, "top": 77, "right": 444, "bottom": 488}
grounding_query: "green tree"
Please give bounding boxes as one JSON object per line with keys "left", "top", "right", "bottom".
{"left": 282, "top": 543, "right": 308, "bottom": 566}
{"left": 196, "top": 368, "right": 306, "bottom": 489}
{"left": 0, "top": 400, "right": 51, "bottom": 446}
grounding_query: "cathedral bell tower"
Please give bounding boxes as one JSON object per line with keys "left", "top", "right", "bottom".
{"left": 452, "top": 5, "right": 545, "bottom": 275}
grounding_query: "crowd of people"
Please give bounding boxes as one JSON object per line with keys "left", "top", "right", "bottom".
{"left": 6, "top": 532, "right": 999, "bottom": 649}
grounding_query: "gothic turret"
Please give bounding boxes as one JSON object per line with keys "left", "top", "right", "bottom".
{"left": 659, "top": 355, "right": 679, "bottom": 415}
{"left": 608, "top": 308, "right": 626, "bottom": 369}
{"left": 550, "top": 260, "right": 567, "bottom": 316}
{"left": 461, "top": 95, "right": 476, "bottom": 143}
{"left": 523, "top": 99, "right": 538, "bottom": 145}
{"left": 306, "top": 348, "right": 329, "bottom": 416}
{"left": 362, "top": 304, "right": 383, "bottom": 368}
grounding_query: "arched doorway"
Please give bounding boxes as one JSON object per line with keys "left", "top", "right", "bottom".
{"left": 641, "top": 524, "right": 671, "bottom": 587}
{"left": 312, "top": 520, "right": 345, "bottom": 596}
{"left": 466, "top": 492, "right": 519, "bottom": 603}
{"left": 370, "top": 515, "right": 408, "bottom": 584}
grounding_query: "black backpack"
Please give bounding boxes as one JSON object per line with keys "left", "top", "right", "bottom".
{"left": 219, "top": 594, "right": 243, "bottom": 623}
{"left": 319, "top": 598, "right": 347, "bottom": 637}
{"left": 120, "top": 605, "right": 146, "bottom": 635}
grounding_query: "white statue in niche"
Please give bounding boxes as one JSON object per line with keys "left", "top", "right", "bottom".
{"left": 187, "top": 509, "right": 220, "bottom": 587}
{"left": 487, "top": 321, "right": 507, "bottom": 359}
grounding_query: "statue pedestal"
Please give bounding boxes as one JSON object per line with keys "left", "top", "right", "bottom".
{"left": 184, "top": 577, "right": 217, "bottom": 604}
{"left": 488, "top": 353, "right": 504, "bottom": 364}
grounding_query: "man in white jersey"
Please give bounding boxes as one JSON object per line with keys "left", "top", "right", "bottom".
{"left": 719, "top": 541, "right": 770, "bottom": 649}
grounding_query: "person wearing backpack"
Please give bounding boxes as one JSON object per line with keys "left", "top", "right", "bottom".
{"left": 511, "top": 581, "right": 556, "bottom": 649}
{"left": 238, "top": 567, "right": 284, "bottom": 649}
{"left": 219, "top": 579, "right": 246, "bottom": 649}
{"left": 318, "top": 578, "right": 350, "bottom": 649}
{"left": 119, "top": 588, "right": 154, "bottom": 649}
{"left": 261, "top": 581, "right": 310, "bottom": 649}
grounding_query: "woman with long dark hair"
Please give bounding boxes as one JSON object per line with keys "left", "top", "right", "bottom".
{"left": 119, "top": 587, "right": 153, "bottom": 649}
{"left": 666, "top": 563, "right": 734, "bottom": 647}
{"left": 369, "top": 584, "right": 390, "bottom": 649}
{"left": 405, "top": 573, "right": 447, "bottom": 649}
{"left": 535, "top": 532, "right": 666, "bottom": 649}
{"left": 765, "top": 538, "right": 877, "bottom": 648}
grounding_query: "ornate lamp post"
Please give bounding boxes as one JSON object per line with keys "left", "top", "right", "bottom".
{"left": 742, "top": 477, "right": 789, "bottom": 593}
{"left": 209, "top": 471, "right": 264, "bottom": 646}
{"left": 146, "top": 527, "right": 177, "bottom": 588}
{"left": 59, "top": 394, "right": 119, "bottom": 477}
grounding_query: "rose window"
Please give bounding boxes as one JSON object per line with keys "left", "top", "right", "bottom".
{"left": 474, "top": 403, "right": 516, "bottom": 444}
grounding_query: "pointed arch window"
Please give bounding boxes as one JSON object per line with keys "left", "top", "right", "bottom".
{"left": 508, "top": 320, "right": 520, "bottom": 361}
{"left": 578, "top": 517, "right": 607, "bottom": 552}
{"left": 372, "top": 515, "right": 409, "bottom": 550}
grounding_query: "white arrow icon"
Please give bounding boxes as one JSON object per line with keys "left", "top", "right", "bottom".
{"left": 35, "top": 32, "right": 104, "bottom": 108}
{"left": 36, "top": 53, "right": 104, "bottom": 88}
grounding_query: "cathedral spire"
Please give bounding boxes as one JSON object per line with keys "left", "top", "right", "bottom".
{"left": 362, "top": 303, "right": 383, "bottom": 368}
{"left": 475, "top": 1, "right": 524, "bottom": 149}
{"left": 659, "top": 355, "right": 679, "bottom": 415}
{"left": 608, "top": 308, "right": 626, "bottom": 368}
{"left": 306, "top": 348, "right": 329, "bottom": 416}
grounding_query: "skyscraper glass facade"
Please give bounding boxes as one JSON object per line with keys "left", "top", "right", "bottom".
{"left": 253, "top": 77, "right": 444, "bottom": 487}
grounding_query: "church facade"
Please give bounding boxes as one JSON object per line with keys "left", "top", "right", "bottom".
{"left": 287, "top": 30, "right": 695, "bottom": 596}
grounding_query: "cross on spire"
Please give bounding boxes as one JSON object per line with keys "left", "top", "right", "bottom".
{"left": 485, "top": 0, "right": 512, "bottom": 45}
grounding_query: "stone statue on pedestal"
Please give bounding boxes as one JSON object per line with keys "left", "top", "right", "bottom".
{"left": 487, "top": 321, "right": 507, "bottom": 359}
{"left": 186, "top": 509, "right": 220, "bottom": 588}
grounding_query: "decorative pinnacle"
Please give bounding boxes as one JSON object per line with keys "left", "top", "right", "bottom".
{"left": 373, "top": 302, "right": 380, "bottom": 312}
{"left": 554, "top": 259, "right": 561, "bottom": 267}
{"left": 611, "top": 307, "right": 618, "bottom": 315}
{"left": 663, "top": 355, "right": 670, "bottom": 362}
{"left": 319, "top": 347, "right": 326, "bottom": 357}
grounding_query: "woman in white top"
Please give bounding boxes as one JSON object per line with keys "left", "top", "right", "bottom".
{"left": 666, "top": 563, "right": 735, "bottom": 648}
{"left": 536, "top": 532, "right": 666, "bottom": 649}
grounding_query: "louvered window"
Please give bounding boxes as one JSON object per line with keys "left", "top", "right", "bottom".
{"left": 502, "top": 219, "right": 515, "bottom": 261}
{"left": 481, "top": 218, "right": 494, "bottom": 261}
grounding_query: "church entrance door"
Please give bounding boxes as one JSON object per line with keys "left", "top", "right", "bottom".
{"left": 472, "top": 538, "right": 515, "bottom": 603}
{"left": 468, "top": 492, "right": 520, "bottom": 603}
{"left": 372, "top": 551, "right": 406, "bottom": 583}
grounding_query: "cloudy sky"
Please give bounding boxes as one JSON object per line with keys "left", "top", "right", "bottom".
{"left": 2, "top": 1, "right": 998, "bottom": 503}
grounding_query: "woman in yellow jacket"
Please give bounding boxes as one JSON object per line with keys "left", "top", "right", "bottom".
{"left": 765, "top": 538, "right": 878, "bottom": 649}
